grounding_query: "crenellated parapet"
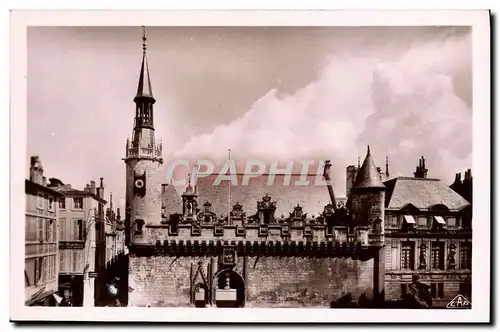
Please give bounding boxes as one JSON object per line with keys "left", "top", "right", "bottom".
{"left": 130, "top": 191, "right": 385, "bottom": 252}
{"left": 125, "top": 138, "right": 163, "bottom": 162}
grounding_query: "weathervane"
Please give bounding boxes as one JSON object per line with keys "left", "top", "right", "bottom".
{"left": 142, "top": 26, "right": 147, "bottom": 54}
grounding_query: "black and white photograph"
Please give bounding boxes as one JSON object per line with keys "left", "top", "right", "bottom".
{"left": 9, "top": 9, "right": 490, "bottom": 323}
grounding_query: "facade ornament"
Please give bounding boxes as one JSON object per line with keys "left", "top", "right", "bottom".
{"left": 448, "top": 243, "right": 456, "bottom": 269}
{"left": 418, "top": 242, "right": 427, "bottom": 269}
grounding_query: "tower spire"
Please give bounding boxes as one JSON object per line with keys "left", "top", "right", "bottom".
{"left": 135, "top": 26, "right": 154, "bottom": 102}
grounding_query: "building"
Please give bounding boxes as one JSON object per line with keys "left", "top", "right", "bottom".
{"left": 102, "top": 196, "right": 128, "bottom": 306}
{"left": 123, "top": 30, "right": 387, "bottom": 308}
{"left": 48, "top": 178, "right": 107, "bottom": 307}
{"left": 25, "top": 156, "right": 64, "bottom": 306}
{"left": 382, "top": 157, "right": 472, "bottom": 307}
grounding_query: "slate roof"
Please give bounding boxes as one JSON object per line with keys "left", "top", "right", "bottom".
{"left": 353, "top": 146, "right": 385, "bottom": 190}
{"left": 135, "top": 52, "right": 154, "bottom": 101}
{"left": 162, "top": 184, "right": 183, "bottom": 214}
{"left": 192, "top": 174, "right": 346, "bottom": 218}
{"left": 384, "top": 177, "right": 470, "bottom": 211}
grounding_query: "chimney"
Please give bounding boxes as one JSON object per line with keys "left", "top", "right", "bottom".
{"left": 117, "top": 208, "right": 121, "bottom": 221}
{"left": 42, "top": 176, "right": 47, "bottom": 186}
{"left": 90, "top": 181, "right": 96, "bottom": 194}
{"left": 29, "top": 156, "right": 44, "bottom": 185}
{"left": 162, "top": 184, "right": 168, "bottom": 193}
{"left": 97, "top": 177, "right": 105, "bottom": 199}
{"left": 414, "top": 156, "right": 428, "bottom": 179}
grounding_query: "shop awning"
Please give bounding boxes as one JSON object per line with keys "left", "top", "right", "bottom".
{"left": 433, "top": 216, "right": 446, "bottom": 224}
{"left": 403, "top": 215, "right": 416, "bottom": 224}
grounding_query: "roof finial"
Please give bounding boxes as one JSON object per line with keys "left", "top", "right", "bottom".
{"left": 357, "top": 156, "right": 360, "bottom": 168}
{"left": 385, "top": 155, "right": 390, "bottom": 177}
{"left": 142, "top": 26, "right": 147, "bottom": 54}
{"left": 367, "top": 145, "right": 371, "bottom": 155}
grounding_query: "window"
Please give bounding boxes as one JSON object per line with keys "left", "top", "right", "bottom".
{"left": 78, "top": 220, "right": 83, "bottom": 240}
{"left": 52, "top": 221, "right": 57, "bottom": 242}
{"left": 34, "top": 257, "right": 43, "bottom": 285}
{"left": 431, "top": 242, "right": 445, "bottom": 270}
{"left": 71, "top": 220, "right": 84, "bottom": 240}
{"left": 431, "top": 283, "right": 444, "bottom": 299}
{"left": 72, "top": 251, "right": 82, "bottom": 272}
{"left": 25, "top": 259, "right": 36, "bottom": 286}
{"left": 45, "top": 220, "right": 52, "bottom": 242}
{"left": 25, "top": 216, "right": 37, "bottom": 241}
{"left": 59, "top": 251, "right": 65, "bottom": 272}
{"left": 37, "top": 218, "right": 44, "bottom": 242}
{"left": 401, "top": 241, "right": 415, "bottom": 270}
{"left": 447, "top": 217, "right": 457, "bottom": 227}
{"left": 73, "top": 197, "right": 83, "bottom": 209}
{"left": 417, "top": 217, "right": 427, "bottom": 227}
{"left": 460, "top": 243, "right": 472, "bottom": 269}
{"left": 46, "top": 255, "right": 55, "bottom": 281}
{"left": 48, "top": 196, "right": 54, "bottom": 211}
{"left": 391, "top": 216, "right": 398, "bottom": 227}
{"left": 37, "top": 193, "right": 44, "bottom": 209}
{"left": 59, "top": 197, "right": 66, "bottom": 209}
{"left": 59, "top": 218, "right": 66, "bottom": 241}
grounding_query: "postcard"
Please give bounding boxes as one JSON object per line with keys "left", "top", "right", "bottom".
{"left": 10, "top": 9, "right": 490, "bottom": 323}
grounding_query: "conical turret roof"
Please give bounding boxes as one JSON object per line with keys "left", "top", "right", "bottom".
{"left": 353, "top": 146, "right": 386, "bottom": 190}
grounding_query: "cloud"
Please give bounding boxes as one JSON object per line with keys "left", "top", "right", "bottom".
{"left": 170, "top": 32, "right": 472, "bottom": 195}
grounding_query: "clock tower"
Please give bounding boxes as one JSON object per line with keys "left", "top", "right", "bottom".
{"left": 124, "top": 27, "right": 163, "bottom": 245}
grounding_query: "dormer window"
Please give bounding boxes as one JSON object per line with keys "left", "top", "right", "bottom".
{"left": 403, "top": 215, "right": 416, "bottom": 229}
{"left": 433, "top": 216, "right": 446, "bottom": 229}
{"left": 417, "top": 216, "right": 427, "bottom": 227}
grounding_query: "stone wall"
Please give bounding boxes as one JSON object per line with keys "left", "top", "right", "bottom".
{"left": 125, "top": 158, "right": 163, "bottom": 245}
{"left": 128, "top": 253, "right": 374, "bottom": 308}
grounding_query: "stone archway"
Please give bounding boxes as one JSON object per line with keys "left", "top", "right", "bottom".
{"left": 213, "top": 269, "right": 245, "bottom": 308}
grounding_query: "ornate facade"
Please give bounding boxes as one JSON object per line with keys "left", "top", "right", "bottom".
{"left": 124, "top": 31, "right": 386, "bottom": 308}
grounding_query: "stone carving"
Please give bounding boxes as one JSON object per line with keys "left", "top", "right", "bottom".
{"left": 230, "top": 202, "right": 246, "bottom": 221}
{"left": 418, "top": 242, "right": 427, "bottom": 269}
{"left": 448, "top": 243, "right": 456, "bottom": 269}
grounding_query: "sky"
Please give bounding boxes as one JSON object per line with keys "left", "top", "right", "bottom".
{"left": 27, "top": 26, "right": 472, "bottom": 212}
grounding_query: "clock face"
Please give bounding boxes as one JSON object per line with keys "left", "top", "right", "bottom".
{"left": 135, "top": 179, "right": 144, "bottom": 189}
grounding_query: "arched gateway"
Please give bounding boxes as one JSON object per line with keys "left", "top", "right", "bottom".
{"left": 213, "top": 269, "right": 245, "bottom": 308}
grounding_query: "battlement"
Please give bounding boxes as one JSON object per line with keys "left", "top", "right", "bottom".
{"left": 130, "top": 218, "right": 384, "bottom": 250}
